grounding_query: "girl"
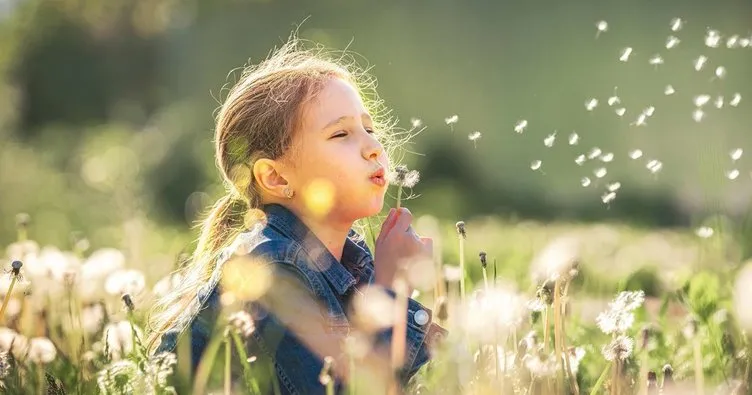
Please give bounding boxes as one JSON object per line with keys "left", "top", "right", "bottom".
{"left": 146, "top": 38, "right": 446, "bottom": 394}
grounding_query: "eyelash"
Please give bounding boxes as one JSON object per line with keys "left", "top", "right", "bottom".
{"left": 332, "top": 128, "right": 375, "bottom": 138}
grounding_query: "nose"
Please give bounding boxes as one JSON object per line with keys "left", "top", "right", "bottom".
{"left": 362, "top": 133, "right": 384, "bottom": 161}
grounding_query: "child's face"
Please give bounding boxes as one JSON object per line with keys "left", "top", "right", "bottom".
{"left": 289, "top": 77, "right": 389, "bottom": 222}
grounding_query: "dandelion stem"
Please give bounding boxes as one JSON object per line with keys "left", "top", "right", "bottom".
{"left": 224, "top": 334, "right": 232, "bottom": 395}
{"left": 395, "top": 186, "right": 403, "bottom": 209}
{"left": 589, "top": 363, "right": 611, "bottom": 395}
{"left": 553, "top": 279, "right": 564, "bottom": 394}
{"left": 543, "top": 306, "right": 550, "bottom": 355}
{"left": 612, "top": 359, "right": 620, "bottom": 395}
{"left": 0, "top": 276, "right": 18, "bottom": 325}
{"left": 389, "top": 275, "right": 408, "bottom": 395}
{"left": 36, "top": 363, "right": 45, "bottom": 395}
{"left": 230, "top": 330, "right": 261, "bottom": 395}
{"left": 458, "top": 235, "right": 466, "bottom": 301}
{"left": 693, "top": 337, "right": 704, "bottom": 395}
{"left": 192, "top": 329, "right": 225, "bottom": 395}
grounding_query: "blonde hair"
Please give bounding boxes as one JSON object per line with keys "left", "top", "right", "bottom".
{"left": 146, "top": 36, "right": 404, "bottom": 353}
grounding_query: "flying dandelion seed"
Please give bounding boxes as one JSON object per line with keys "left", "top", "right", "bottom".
{"left": 602, "top": 191, "right": 617, "bottom": 204}
{"left": 588, "top": 147, "right": 602, "bottom": 159}
{"left": 694, "top": 56, "right": 708, "bottom": 71}
{"left": 620, "top": 47, "right": 633, "bottom": 62}
{"left": 581, "top": 177, "right": 591, "bottom": 187}
{"left": 730, "top": 93, "right": 742, "bottom": 106}
{"left": 468, "top": 131, "right": 482, "bottom": 142}
{"left": 568, "top": 132, "right": 579, "bottom": 145}
{"left": 670, "top": 17, "right": 683, "bottom": 32}
{"left": 696, "top": 226, "right": 714, "bottom": 238}
{"left": 594, "top": 167, "right": 608, "bottom": 178}
{"left": 694, "top": 94, "right": 711, "bottom": 107}
{"left": 544, "top": 132, "right": 556, "bottom": 147}
{"left": 646, "top": 160, "right": 663, "bottom": 173}
{"left": 575, "top": 154, "right": 586, "bottom": 165}
{"left": 530, "top": 160, "right": 542, "bottom": 171}
{"left": 644, "top": 106, "right": 655, "bottom": 117}
{"left": 727, "top": 35, "right": 740, "bottom": 48}
{"left": 615, "top": 107, "right": 626, "bottom": 117}
{"left": 410, "top": 118, "right": 423, "bottom": 128}
{"left": 600, "top": 152, "right": 614, "bottom": 162}
{"left": 514, "top": 120, "right": 528, "bottom": 133}
{"left": 607, "top": 96, "right": 620, "bottom": 106}
{"left": 715, "top": 96, "right": 725, "bottom": 109}
{"left": 596, "top": 20, "right": 608, "bottom": 35}
{"left": 634, "top": 113, "right": 648, "bottom": 126}
{"left": 740, "top": 37, "right": 751, "bottom": 47}
{"left": 693, "top": 109, "right": 705, "bottom": 122}
{"left": 664, "top": 85, "right": 676, "bottom": 95}
{"left": 666, "top": 36, "right": 681, "bottom": 49}
{"left": 705, "top": 29, "right": 721, "bottom": 47}
{"left": 445, "top": 114, "right": 459, "bottom": 126}
{"left": 629, "top": 149, "right": 643, "bottom": 159}
{"left": 585, "top": 98, "right": 599, "bottom": 111}
{"left": 649, "top": 54, "right": 664, "bottom": 66}
{"left": 727, "top": 169, "right": 740, "bottom": 180}
{"left": 731, "top": 148, "right": 743, "bottom": 161}
{"left": 607, "top": 182, "right": 621, "bottom": 191}
{"left": 715, "top": 66, "right": 727, "bottom": 79}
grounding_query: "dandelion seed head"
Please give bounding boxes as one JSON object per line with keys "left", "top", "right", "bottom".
{"left": 615, "top": 107, "right": 626, "bottom": 117}
{"left": 542, "top": 132, "right": 557, "bottom": 148}
{"left": 388, "top": 165, "right": 420, "bottom": 188}
{"left": 666, "top": 36, "right": 681, "bottom": 49}
{"left": 27, "top": 337, "right": 56, "bottom": 364}
{"left": 619, "top": 47, "right": 633, "bottom": 62}
{"left": 514, "top": 120, "right": 528, "bottom": 133}
{"left": 670, "top": 17, "right": 683, "bottom": 32}
{"left": 731, "top": 148, "right": 743, "bottom": 161}
{"left": 727, "top": 169, "right": 740, "bottom": 180}
{"left": 568, "top": 132, "right": 579, "bottom": 145}
{"left": 693, "top": 109, "right": 705, "bottom": 122}
{"left": 629, "top": 149, "right": 643, "bottom": 159}
{"left": 594, "top": 167, "right": 607, "bottom": 178}
{"left": 530, "top": 160, "right": 542, "bottom": 171}
{"left": 664, "top": 85, "right": 676, "bottom": 95}
{"left": 602, "top": 336, "right": 634, "bottom": 361}
{"left": 705, "top": 29, "right": 721, "bottom": 48}
{"left": 649, "top": 54, "right": 664, "bottom": 65}
{"left": 575, "top": 154, "right": 586, "bottom": 166}
{"left": 581, "top": 177, "right": 591, "bottom": 187}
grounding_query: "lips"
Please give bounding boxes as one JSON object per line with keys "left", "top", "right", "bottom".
{"left": 369, "top": 167, "right": 386, "bottom": 186}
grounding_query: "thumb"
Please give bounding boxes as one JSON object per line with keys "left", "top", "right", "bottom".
{"left": 419, "top": 237, "right": 433, "bottom": 257}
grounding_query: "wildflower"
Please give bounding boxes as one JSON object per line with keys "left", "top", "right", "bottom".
{"left": 567, "top": 347, "right": 586, "bottom": 374}
{"left": 601, "top": 335, "right": 634, "bottom": 361}
{"left": 443, "top": 265, "right": 462, "bottom": 282}
{"left": 27, "top": 337, "right": 56, "bottom": 364}
{"left": 228, "top": 311, "right": 255, "bottom": 337}
{"left": 647, "top": 371, "right": 658, "bottom": 391}
{"left": 715, "top": 95, "right": 725, "bottom": 109}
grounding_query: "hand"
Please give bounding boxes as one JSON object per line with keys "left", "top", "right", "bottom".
{"left": 373, "top": 207, "right": 433, "bottom": 289}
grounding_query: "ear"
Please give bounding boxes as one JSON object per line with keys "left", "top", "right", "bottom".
{"left": 252, "top": 158, "right": 290, "bottom": 199}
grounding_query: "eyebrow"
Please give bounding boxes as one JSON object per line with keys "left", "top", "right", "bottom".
{"left": 322, "top": 113, "right": 373, "bottom": 131}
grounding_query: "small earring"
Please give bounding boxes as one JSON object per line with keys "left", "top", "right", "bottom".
{"left": 283, "top": 186, "right": 294, "bottom": 199}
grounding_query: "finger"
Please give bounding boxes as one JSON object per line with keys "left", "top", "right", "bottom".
{"left": 377, "top": 208, "right": 397, "bottom": 241}
{"left": 420, "top": 237, "right": 433, "bottom": 257}
{"left": 392, "top": 207, "right": 413, "bottom": 233}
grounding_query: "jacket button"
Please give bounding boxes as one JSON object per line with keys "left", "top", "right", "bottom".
{"left": 414, "top": 309, "right": 429, "bottom": 326}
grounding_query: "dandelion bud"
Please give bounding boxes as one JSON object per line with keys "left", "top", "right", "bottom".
{"left": 10, "top": 261, "right": 22, "bottom": 277}
{"left": 647, "top": 371, "right": 659, "bottom": 394}
{"left": 641, "top": 325, "right": 651, "bottom": 349}
{"left": 455, "top": 221, "right": 466, "bottom": 239}
{"left": 478, "top": 251, "right": 487, "bottom": 269}
{"left": 319, "top": 355, "right": 334, "bottom": 385}
{"left": 662, "top": 364, "right": 674, "bottom": 387}
{"left": 121, "top": 294, "right": 135, "bottom": 312}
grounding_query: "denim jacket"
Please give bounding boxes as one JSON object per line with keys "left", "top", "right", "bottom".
{"left": 155, "top": 204, "right": 446, "bottom": 395}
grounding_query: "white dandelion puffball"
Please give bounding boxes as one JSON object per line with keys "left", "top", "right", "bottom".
{"left": 734, "top": 263, "right": 752, "bottom": 330}
{"left": 105, "top": 269, "right": 146, "bottom": 296}
{"left": 28, "top": 337, "right": 56, "bottom": 364}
